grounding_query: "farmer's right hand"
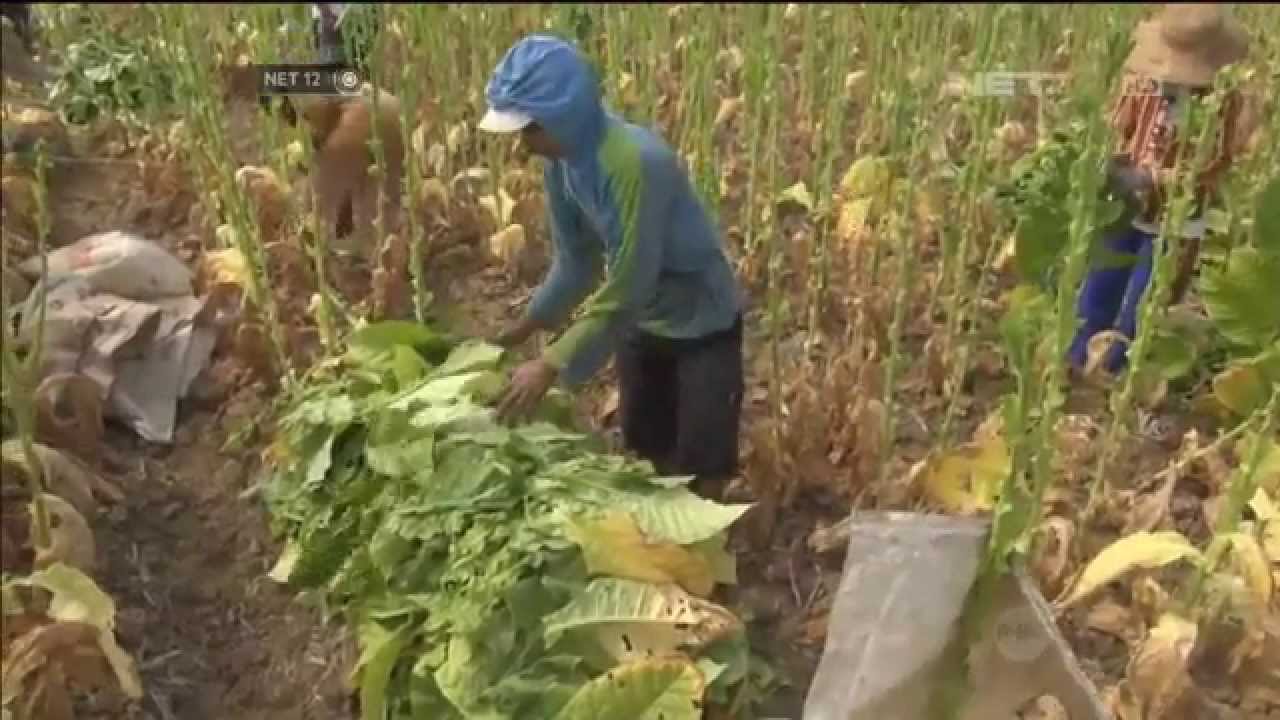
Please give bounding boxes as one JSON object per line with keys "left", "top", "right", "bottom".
{"left": 492, "top": 317, "right": 540, "bottom": 349}
{"left": 492, "top": 327, "right": 526, "bottom": 349}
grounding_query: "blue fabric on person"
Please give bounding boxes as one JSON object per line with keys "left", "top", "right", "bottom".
{"left": 1068, "top": 224, "right": 1156, "bottom": 374}
{"left": 484, "top": 35, "right": 743, "bottom": 387}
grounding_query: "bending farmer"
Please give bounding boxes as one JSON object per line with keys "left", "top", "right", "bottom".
{"left": 479, "top": 35, "right": 746, "bottom": 497}
{"left": 1068, "top": 3, "right": 1250, "bottom": 376}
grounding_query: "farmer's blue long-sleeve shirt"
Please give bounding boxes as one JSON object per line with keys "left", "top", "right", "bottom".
{"left": 485, "top": 35, "right": 743, "bottom": 386}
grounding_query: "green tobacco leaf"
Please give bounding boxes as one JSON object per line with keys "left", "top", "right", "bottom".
{"left": 553, "top": 659, "right": 705, "bottom": 720}
{"left": 1145, "top": 323, "right": 1198, "bottom": 381}
{"left": 1200, "top": 247, "right": 1280, "bottom": 349}
{"left": 297, "top": 395, "right": 358, "bottom": 427}
{"left": 355, "top": 621, "right": 409, "bottom": 720}
{"left": 435, "top": 634, "right": 508, "bottom": 720}
{"left": 543, "top": 578, "right": 740, "bottom": 655}
{"left": 410, "top": 400, "right": 496, "bottom": 434}
{"left": 306, "top": 428, "right": 340, "bottom": 486}
{"left": 430, "top": 340, "right": 506, "bottom": 378}
{"left": 390, "top": 345, "right": 430, "bottom": 387}
{"left": 394, "top": 371, "right": 506, "bottom": 411}
{"left": 624, "top": 490, "right": 751, "bottom": 546}
{"left": 701, "top": 630, "right": 751, "bottom": 703}
{"left": 348, "top": 320, "right": 449, "bottom": 354}
{"left": 1000, "top": 285, "right": 1053, "bottom": 372}
{"left": 261, "top": 318, "right": 755, "bottom": 719}
{"left": 1254, "top": 174, "right": 1280, "bottom": 255}
{"left": 366, "top": 411, "right": 435, "bottom": 478}
{"left": 1014, "top": 205, "right": 1068, "bottom": 285}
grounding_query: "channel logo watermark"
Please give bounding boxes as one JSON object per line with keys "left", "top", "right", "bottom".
{"left": 950, "top": 71, "right": 1069, "bottom": 98}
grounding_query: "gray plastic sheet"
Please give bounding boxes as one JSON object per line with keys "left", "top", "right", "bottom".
{"left": 804, "top": 512, "right": 1108, "bottom": 720}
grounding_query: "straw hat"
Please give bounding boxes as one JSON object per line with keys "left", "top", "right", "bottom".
{"left": 1124, "top": 4, "right": 1249, "bottom": 87}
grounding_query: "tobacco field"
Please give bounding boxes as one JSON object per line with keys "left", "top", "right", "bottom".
{"left": 1, "top": 3, "right": 1278, "bottom": 720}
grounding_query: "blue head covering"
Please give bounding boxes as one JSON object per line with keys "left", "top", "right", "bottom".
{"left": 484, "top": 34, "right": 607, "bottom": 157}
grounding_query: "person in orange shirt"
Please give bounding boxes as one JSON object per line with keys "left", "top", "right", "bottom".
{"left": 1068, "top": 4, "right": 1251, "bottom": 376}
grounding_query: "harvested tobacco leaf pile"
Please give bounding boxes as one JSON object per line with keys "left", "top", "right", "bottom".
{"left": 261, "top": 321, "right": 756, "bottom": 719}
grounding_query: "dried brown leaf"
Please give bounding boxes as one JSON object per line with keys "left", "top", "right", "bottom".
{"left": 1123, "top": 471, "right": 1177, "bottom": 535}
{"left": 1085, "top": 600, "right": 1140, "bottom": 643}
{"left": 1031, "top": 516, "right": 1074, "bottom": 596}
{"left": 1124, "top": 613, "right": 1199, "bottom": 720}
{"left": 1, "top": 440, "right": 121, "bottom": 518}
{"left": 0, "top": 621, "right": 114, "bottom": 720}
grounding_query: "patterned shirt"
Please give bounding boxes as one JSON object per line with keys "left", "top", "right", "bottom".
{"left": 1109, "top": 72, "right": 1249, "bottom": 236}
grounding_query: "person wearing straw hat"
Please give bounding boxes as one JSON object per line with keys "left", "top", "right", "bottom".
{"left": 478, "top": 35, "right": 746, "bottom": 497}
{"left": 1067, "top": 3, "right": 1252, "bottom": 377}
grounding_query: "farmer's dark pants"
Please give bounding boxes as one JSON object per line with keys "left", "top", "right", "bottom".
{"left": 312, "top": 8, "right": 378, "bottom": 76}
{"left": 1068, "top": 224, "right": 1156, "bottom": 375}
{"left": 616, "top": 317, "right": 744, "bottom": 494}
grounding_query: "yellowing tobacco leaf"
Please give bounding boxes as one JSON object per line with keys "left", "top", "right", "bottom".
{"left": 916, "top": 432, "right": 1010, "bottom": 515}
{"left": 1226, "top": 532, "right": 1274, "bottom": 609}
{"left": 199, "top": 248, "right": 250, "bottom": 292}
{"left": 1212, "top": 360, "right": 1274, "bottom": 417}
{"left": 838, "top": 156, "right": 890, "bottom": 200}
{"left": 1252, "top": 488, "right": 1277, "bottom": 522}
{"left": 567, "top": 512, "right": 715, "bottom": 597}
{"left": 31, "top": 494, "right": 96, "bottom": 575}
{"left": 1060, "top": 532, "right": 1202, "bottom": 608}
{"left": 592, "top": 622, "right": 700, "bottom": 664}
{"left": 544, "top": 578, "right": 741, "bottom": 658}
{"left": 553, "top": 657, "right": 704, "bottom": 720}
{"left": 776, "top": 182, "right": 814, "bottom": 213}
{"left": 836, "top": 198, "right": 873, "bottom": 246}
{"left": 1247, "top": 432, "right": 1280, "bottom": 493}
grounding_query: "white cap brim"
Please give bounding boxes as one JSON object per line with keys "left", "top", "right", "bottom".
{"left": 478, "top": 107, "right": 533, "bottom": 134}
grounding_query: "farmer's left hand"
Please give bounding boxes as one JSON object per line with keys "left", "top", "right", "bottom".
{"left": 496, "top": 358, "right": 558, "bottom": 424}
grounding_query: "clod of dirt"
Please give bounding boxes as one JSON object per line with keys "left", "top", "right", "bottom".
{"left": 34, "top": 373, "right": 107, "bottom": 456}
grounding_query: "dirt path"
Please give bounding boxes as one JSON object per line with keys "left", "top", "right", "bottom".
{"left": 93, "top": 405, "right": 356, "bottom": 720}
{"left": 34, "top": 122, "right": 358, "bottom": 720}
